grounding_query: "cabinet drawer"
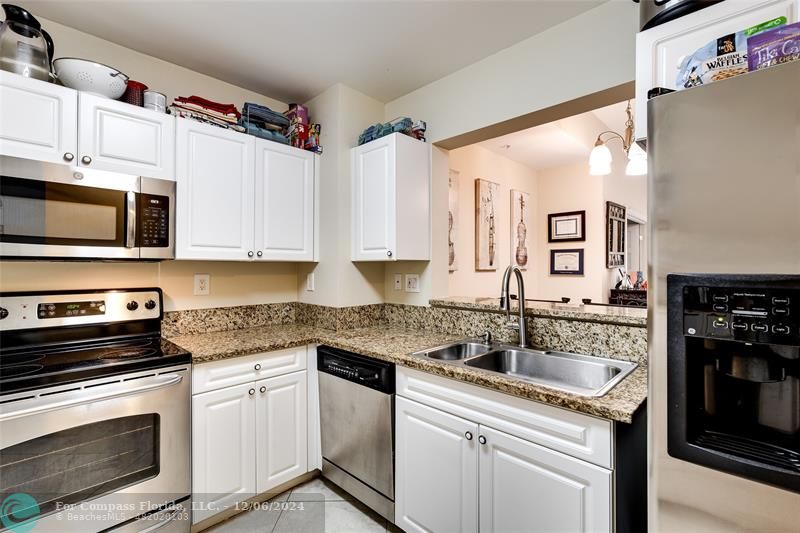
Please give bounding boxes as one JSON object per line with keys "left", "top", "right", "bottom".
{"left": 397, "top": 367, "right": 613, "bottom": 468}
{"left": 193, "top": 346, "right": 307, "bottom": 394}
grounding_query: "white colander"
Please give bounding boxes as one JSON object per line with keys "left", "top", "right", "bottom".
{"left": 53, "top": 58, "right": 129, "bottom": 98}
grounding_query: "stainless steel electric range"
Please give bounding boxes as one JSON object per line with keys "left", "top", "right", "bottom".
{"left": 0, "top": 288, "right": 191, "bottom": 533}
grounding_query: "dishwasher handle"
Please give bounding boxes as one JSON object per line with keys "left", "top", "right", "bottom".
{"left": 317, "top": 345, "right": 395, "bottom": 394}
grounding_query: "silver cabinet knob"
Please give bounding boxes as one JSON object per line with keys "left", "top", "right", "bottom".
{"left": 247, "top": 251, "right": 254, "bottom": 258}
{"left": 254, "top": 363, "right": 261, "bottom": 371}
{"left": 257, "top": 251, "right": 263, "bottom": 257}
{"left": 387, "top": 250, "right": 393, "bottom": 257}
{"left": 63, "top": 152, "right": 74, "bottom": 162}
{"left": 248, "top": 388, "right": 255, "bottom": 396}
{"left": 478, "top": 435, "right": 487, "bottom": 445}
{"left": 465, "top": 431, "right": 473, "bottom": 441}
{"left": 81, "top": 155, "right": 92, "bottom": 165}
{"left": 260, "top": 386, "right": 267, "bottom": 393}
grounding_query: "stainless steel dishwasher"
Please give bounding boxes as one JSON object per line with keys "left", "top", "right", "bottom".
{"left": 318, "top": 345, "right": 395, "bottom": 521}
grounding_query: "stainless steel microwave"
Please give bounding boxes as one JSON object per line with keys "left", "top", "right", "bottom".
{"left": 0, "top": 156, "right": 174, "bottom": 259}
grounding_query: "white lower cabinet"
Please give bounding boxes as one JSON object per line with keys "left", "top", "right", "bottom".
{"left": 255, "top": 371, "right": 308, "bottom": 492}
{"left": 396, "top": 397, "right": 479, "bottom": 533}
{"left": 192, "top": 382, "right": 256, "bottom": 523}
{"left": 479, "top": 426, "right": 611, "bottom": 533}
{"left": 191, "top": 348, "right": 310, "bottom": 524}
{"left": 396, "top": 371, "right": 613, "bottom": 533}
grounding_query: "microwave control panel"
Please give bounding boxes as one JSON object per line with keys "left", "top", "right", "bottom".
{"left": 683, "top": 286, "right": 800, "bottom": 345}
{"left": 137, "top": 194, "right": 169, "bottom": 247}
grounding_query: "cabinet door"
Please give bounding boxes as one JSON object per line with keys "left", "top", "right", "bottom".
{"left": 255, "top": 371, "right": 308, "bottom": 493}
{"left": 192, "top": 383, "right": 256, "bottom": 523}
{"left": 254, "top": 140, "right": 315, "bottom": 261}
{"left": 395, "top": 397, "right": 478, "bottom": 533}
{"left": 478, "top": 425, "right": 612, "bottom": 533}
{"left": 351, "top": 135, "right": 396, "bottom": 261}
{"left": 0, "top": 72, "right": 78, "bottom": 164}
{"left": 175, "top": 118, "right": 255, "bottom": 260}
{"left": 78, "top": 92, "right": 175, "bottom": 178}
{"left": 634, "top": 0, "right": 800, "bottom": 141}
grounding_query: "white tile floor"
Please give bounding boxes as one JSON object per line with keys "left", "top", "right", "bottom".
{"left": 206, "top": 477, "right": 399, "bottom": 533}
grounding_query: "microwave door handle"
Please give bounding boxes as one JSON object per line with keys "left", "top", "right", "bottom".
{"left": 0, "top": 373, "right": 183, "bottom": 422}
{"left": 126, "top": 191, "right": 136, "bottom": 248}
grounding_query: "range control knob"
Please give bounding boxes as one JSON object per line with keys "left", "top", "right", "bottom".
{"left": 144, "top": 300, "right": 157, "bottom": 310}
{"left": 127, "top": 301, "right": 139, "bottom": 311}
{"left": 0, "top": 307, "right": 8, "bottom": 320}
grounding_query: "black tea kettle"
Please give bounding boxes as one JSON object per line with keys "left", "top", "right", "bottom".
{"left": 0, "top": 4, "right": 55, "bottom": 81}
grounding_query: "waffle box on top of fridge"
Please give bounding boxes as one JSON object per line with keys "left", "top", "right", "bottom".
{"left": 676, "top": 16, "right": 786, "bottom": 89}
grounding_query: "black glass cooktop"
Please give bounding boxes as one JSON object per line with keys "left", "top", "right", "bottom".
{"left": 0, "top": 336, "right": 190, "bottom": 394}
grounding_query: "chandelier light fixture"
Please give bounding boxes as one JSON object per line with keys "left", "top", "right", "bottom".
{"left": 588, "top": 101, "right": 647, "bottom": 176}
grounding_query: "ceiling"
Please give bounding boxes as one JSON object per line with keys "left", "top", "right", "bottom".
{"left": 23, "top": 0, "right": 605, "bottom": 103}
{"left": 478, "top": 100, "right": 633, "bottom": 170}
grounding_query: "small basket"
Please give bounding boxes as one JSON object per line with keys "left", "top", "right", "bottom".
{"left": 120, "top": 80, "right": 148, "bottom": 106}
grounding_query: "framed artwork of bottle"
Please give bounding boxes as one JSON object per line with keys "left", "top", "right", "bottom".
{"left": 475, "top": 178, "right": 499, "bottom": 271}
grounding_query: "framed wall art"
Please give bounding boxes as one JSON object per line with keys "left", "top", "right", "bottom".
{"left": 475, "top": 178, "right": 499, "bottom": 271}
{"left": 550, "top": 249, "right": 584, "bottom": 275}
{"left": 510, "top": 189, "right": 530, "bottom": 270}
{"left": 448, "top": 169, "right": 460, "bottom": 272}
{"left": 606, "top": 201, "right": 627, "bottom": 268}
{"left": 548, "top": 210, "right": 585, "bottom": 243}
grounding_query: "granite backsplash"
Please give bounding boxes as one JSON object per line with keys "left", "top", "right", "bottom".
{"left": 163, "top": 301, "right": 647, "bottom": 363}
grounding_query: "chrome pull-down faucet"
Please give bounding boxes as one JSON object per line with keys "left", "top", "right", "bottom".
{"left": 500, "top": 265, "right": 527, "bottom": 348}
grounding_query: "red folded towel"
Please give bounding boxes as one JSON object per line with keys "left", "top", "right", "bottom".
{"left": 175, "top": 96, "right": 240, "bottom": 118}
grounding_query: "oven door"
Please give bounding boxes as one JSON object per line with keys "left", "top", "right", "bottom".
{"left": 0, "top": 156, "right": 140, "bottom": 259}
{"left": 0, "top": 365, "right": 191, "bottom": 533}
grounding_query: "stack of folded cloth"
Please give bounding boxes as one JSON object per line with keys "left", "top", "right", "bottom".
{"left": 170, "top": 96, "right": 244, "bottom": 132}
{"left": 239, "top": 102, "right": 290, "bottom": 144}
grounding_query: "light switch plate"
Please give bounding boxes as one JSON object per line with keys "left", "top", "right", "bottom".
{"left": 405, "top": 274, "right": 420, "bottom": 293}
{"left": 193, "top": 274, "right": 210, "bottom": 295}
{"left": 306, "top": 272, "right": 315, "bottom": 292}
{"left": 394, "top": 274, "right": 403, "bottom": 291}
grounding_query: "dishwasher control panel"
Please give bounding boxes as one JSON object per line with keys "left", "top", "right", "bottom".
{"left": 318, "top": 346, "right": 395, "bottom": 393}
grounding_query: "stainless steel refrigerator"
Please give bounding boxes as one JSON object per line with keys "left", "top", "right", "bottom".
{"left": 648, "top": 62, "right": 800, "bottom": 532}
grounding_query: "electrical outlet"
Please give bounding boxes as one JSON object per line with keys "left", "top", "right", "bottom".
{"left": 193, "top": 274, "right": 210, "bottom": 295}
{"left": 394, "top": 274, "right": 403, "bottom": 291}
{"left": 405, "top": 274, "right": 420, "bottom": 293}
{"left": 306, "top": 273, "right": 315, "bottom": 292}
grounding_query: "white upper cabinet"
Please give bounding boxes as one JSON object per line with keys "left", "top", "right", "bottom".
{"left": 351, "top": 133, "right": 430, "bottom": 261}
{"left": 478, "top": 426, "right": 611, "bottom": 533}
{"left": 0, "top": 72, "right": 78, "bottom": 164}
{"left": 635, "top": 0, "right": 800, "bottom": 141}
{"left": 395, "top": 397, "right": 479, "bottom": 533}
{"left": 78, "top": 93, "right": 175, "bottom": 178}
{"left": 176, "top": 118, "right": 255, "bottom": 260}
{"left": 0, "top": 73, "right": 175, "bottom": 177}
{"left": 176, "top": 118, "right": 317, "bottom": 262}
{"left": 255, "top": 139, "right": 317, "bottom": 261}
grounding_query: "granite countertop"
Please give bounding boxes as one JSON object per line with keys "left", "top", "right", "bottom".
{"left": 170, "top": 324, "right": 647, "bottom": 424}
{"left": 431, "top": 296, "right": 648, "bottom": 327}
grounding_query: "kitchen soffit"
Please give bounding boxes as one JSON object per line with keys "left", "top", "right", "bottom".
{"left": 26, "top": 0, "right": 605, "bottom": 103}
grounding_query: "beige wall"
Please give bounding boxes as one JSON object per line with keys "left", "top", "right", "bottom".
{"left": 0, "top": 261, "right": 297, "bottom": 311}
{"left": 536, "top": 161, "right": 606, "bottom": 304}
{"left": 445, "top": 145, "right": 538, "bottom": 298}
{"left": 40, "top": 17, "right": 287, "bottom": 111}
{"left": 298, "top": 84, "right": 386, "bottom": 308}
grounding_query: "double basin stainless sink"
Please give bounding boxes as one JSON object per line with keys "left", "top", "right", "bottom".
{"left": 412, "top": 340, "right": 636, "bottom": 397}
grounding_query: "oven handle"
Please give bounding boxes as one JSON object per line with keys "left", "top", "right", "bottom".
{"left": 0, "top": 373, "right": 183, "bottom": 422}
{"left": 126, "top": 190, "right": 136, "bottom": 249}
